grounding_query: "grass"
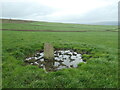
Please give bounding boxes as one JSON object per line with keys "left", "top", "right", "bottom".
{"left": 2, "top": 19, "right": 118, "bottom": 88}
{"left": 2, "top": 22, "right": 117, "bottom": 31}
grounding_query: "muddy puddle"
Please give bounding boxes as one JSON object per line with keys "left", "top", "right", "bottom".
{"left": 25, "top": 50, "right": 85, "bottom": 72}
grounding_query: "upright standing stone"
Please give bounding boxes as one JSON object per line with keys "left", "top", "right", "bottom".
{"left": 44, "top": 43, "right": 54, "bottom": 60}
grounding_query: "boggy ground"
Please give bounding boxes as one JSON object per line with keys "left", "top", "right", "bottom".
{"left": 24, "top": 49, "right": 85, "bottom": 72}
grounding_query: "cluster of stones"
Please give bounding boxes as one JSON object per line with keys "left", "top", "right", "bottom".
{"left": 25, "top": 50, "right": 84, "bottom": 71}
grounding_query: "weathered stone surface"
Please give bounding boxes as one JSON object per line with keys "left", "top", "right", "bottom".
{"left": 44, "top": 43, "right": 54, "bottom": 60}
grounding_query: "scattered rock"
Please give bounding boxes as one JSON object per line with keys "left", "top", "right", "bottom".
{"left": 25, "top": 50, "right": 84, "bottom": 72}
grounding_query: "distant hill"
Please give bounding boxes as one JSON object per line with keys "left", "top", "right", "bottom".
{"left": 0, "top": 19, "right": 119, "bottom": 26}
{"left": 91, "top": 21, "right": 118, "bottom": 25}
{"left": 0, "top": 19, "right": 37, "bottom": 23}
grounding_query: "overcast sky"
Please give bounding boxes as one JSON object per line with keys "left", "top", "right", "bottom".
{"left": 0, "top": 0, "right": 119, "bottom": 24}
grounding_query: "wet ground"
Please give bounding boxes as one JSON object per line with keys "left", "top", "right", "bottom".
{"left": 25, "top": 50, "right": 85, "bottom": 72}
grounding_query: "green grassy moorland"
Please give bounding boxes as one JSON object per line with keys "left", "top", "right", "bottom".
{"left": 2, "top": 19, "right": 118, "bottom": 88}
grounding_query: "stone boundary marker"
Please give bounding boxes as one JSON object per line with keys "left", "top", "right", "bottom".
{"left": 44, "top": 43, "right": 54, "bottom": 60}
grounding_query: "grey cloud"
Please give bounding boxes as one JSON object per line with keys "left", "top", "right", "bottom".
{"left": 1, "top": 1, "right": 118, "bottom": 24}
{"left": 54, "top": 4, "right": 118, "bottom": 24}
{"left": 2, "top": 2, "right": 56, "bottom": 18}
